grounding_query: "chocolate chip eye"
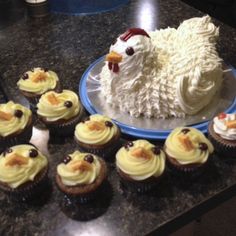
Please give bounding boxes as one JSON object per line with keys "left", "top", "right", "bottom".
{"left": 64, "top": 101, "right": 73, "bottom": 108}
{"left": 181, "top": 128, "right": 190, "bottom": 134}
{"left": 44, "top": 68, "right": 48, "bottom": 72}
{"left": 105, "top": 121, "right": 113, "bottom": 128}
{"left": 199, "top": 143, "right": 208, "bottom": 151}
{"left": 22, "top": 73, "right": 29, "bottom": 80}
{"left": 63, "top": 156, "right": 71, "bottom": 164}
{"left": 152, "top": 146, "right": 161, "bottom": 155}
{"left": 3, "top": 148, "right": 13, "bottom": 156}
{"left": 14, "top": 110, "right": 23, "bottom": 118}
{"left": 29, "top": 149, "right": 38, "bottom": 158}
{"left": 124, "top": 141, "right": 134, "bottom": 150}
{"left": 84, "top": 154, "right": 94, "bottom": 163}
{"left": 126, "top": 47, "right": 134, "bottom": 56}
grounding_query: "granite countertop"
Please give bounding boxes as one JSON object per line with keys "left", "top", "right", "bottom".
{"left": 0, "top": 0, "right": 236, "bottom": 235}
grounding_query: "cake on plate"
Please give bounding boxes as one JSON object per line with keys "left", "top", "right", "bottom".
{"left": 100, "top": 16, "right": 223, "bottom": 118}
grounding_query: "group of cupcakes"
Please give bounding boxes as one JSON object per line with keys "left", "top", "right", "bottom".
{"left": 0, "top": 66, "right": 235, "bottom": 202}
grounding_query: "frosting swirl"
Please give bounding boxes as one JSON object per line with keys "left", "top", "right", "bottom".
{"left": 0, "top": 144, "right": 48, "bottom": 188}
{"left": 165, "top": 127, "right": 214, "bottom": 165}
{"left": 213, "top": 113, "right": 236, "bottom": 140}
{"left": 0, "top": 101, "right": 32, "bottom": 137}
{"left": 57, "top": 151, "right": 101, "bottom": 186}
{"left": 17, "top": 68, "right": 59, "bottom": 95}
{"left": 37, "top": 90, "right": 80, "bottom": 122}
{"left": 116, "top": 140, "right": 165, "bottom": 181}
{"left": 75, "top": 114, "right": 119, "bottom": 145}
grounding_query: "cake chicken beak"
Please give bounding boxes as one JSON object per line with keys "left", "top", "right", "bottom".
{"left": 106, "top": 51, "right": 122, "bottom": 63}
{"left": 106, "top": 51, "right": 122, "bottom": 73}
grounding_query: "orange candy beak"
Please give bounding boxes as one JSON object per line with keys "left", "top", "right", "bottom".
{"left": 106, "top": 51, "right": 122, "bottom": 64}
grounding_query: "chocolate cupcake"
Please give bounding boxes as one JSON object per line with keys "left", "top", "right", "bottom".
{"left": 74, "top": 114, "right": 121, "bottom": 159}
{"left": 0, "top": 101, "right": 33, "bottom": 152}
{"left": 37, "top": 89, "right": 84, "bottom": 136}
{"left": 208, "top": 113, "right": 236, "bottom": 158}
{"left": 0, "top": 144, "right": 48, "bottom": 201}
{"left": 56, "top": 150, "right": 107, "bottom": 203}
{"left": 116, "top": 140, "right": 166, "bottom": 193}
{"left": 164, "top": 127, "right": 214, "bottom": 174}
{"left": 17, "top": 67, "right": 60, "bottom": 106}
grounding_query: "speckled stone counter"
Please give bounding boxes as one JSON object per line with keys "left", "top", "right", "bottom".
{"left": 0, "top": 0, "right": 236, "bottom": 235}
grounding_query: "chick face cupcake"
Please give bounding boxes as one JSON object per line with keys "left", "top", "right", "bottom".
{"left": 0, "top": 101, "right": 33, "bottom": 150}
{"left": 74, "top": 114, "right": 121, "bottom": 158}
{"left": 0, "top": 144, "right": 48, "bottom": 200}
{"left": 17, "top": 67, "right": 60, "bottom": 105}
{"left": 164, "top": 127, "right": 214, "bottom": 173}
{"left": 116, "top": 140, "right": 166, "bottom": 193}
{"left": 208, "top": 113, "right": 236, "bottom": 158}
{"left": 37, "top": 89, "right": 83, "bottom": 136}
{"left": 56, "top": 150, "right": 107, "bottom": 203}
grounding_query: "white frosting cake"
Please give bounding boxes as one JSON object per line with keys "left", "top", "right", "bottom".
{"left": 100, "top": 16, "right": 223, "bottom": 118}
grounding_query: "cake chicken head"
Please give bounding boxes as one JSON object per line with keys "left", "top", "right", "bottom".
{"left": 105, "top": 28, "right": 156, "bottom": 77}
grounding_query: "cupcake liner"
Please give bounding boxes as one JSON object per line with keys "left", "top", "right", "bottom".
{"left": 42, "top": 108, "right": 85, "bottom": 137}
{"left": 0, "top": 166, "right": 48, "bottom": 202}
{"left": 0, "top": 121, "right": 33, "bottom": 152}
{"left": 77, "top": 141, "right": 121, "bottom": 160}
{"left": 117, "top": 169, "right": 162, "bottom": 193}
{"left": 166, "top": 153, "right": 209, "bottom": 178}
{"left": 208, "top": 122, "right": 236, "bottom": 159}
{"left": 63, "top": 182, "right": 105, "bottom": 204}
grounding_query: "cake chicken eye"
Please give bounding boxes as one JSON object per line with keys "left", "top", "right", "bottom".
{"left": 126, "top": 47, "right": 134, "bottom": 56}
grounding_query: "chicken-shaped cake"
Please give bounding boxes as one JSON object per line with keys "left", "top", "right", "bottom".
{"left": 100, "top": 16, "right": 223, "bottom": 118}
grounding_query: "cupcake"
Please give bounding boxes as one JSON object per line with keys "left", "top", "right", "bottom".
{"left": 74, "top": 114, "right": 121, "bottom": 159}
{"left": 37, "top": 89, "right": 83, "bottom": 136}
{"left": 0, "top": 144, "right": 48, "bottom": 201}
{"left": 0, "top": 101, "right": 33, "bottom": 151}
{"left": 208, "top": 113, "right": 236, "bottom": 158}
{"left": 116, "top": 140, "right": 166, "bottom": 193}
{"left": 164, "top": 127, "right": 214, "bottom": 174}
{"left": 56, "top": 150, "right": 107, "bottom": 203}
{"left": 17, "top": 67, "right": 60, "bottom": 106}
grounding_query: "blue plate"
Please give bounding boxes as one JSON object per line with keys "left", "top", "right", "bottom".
{"left": 79, "top": 56, "right": 236, "bottom": 140}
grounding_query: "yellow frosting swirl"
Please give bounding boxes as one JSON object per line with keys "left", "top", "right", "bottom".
{"left": 75, "top": 114, "right": 119, "bottom": 145}
{"left": 165, "top": 127, "right": 214, "bottom": 165}
{"left": 0, "top": 101, "right": 32, "bottom": 137}
{"left": 116, "top": 140, "right": 165, "bottom": 181}
{"left": 17, "top": 68, "right": 59, "bottom": 95}
{"left": 37, "top": 90, "right": 80, "bottom": 122}
{"left": 57, "top": 151, "right": 101, "bottom": 186}
{"left": 0, "top": 144, "right": 48, "bottom": 188}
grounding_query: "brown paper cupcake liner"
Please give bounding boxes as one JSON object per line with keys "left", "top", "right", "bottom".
{"left": 208, "top": 121, "right": 236, "bottom": 158}
{"left": 77, "top": 142, "right": 121, "bottom": 160}
{"left": 165, "top": 153, "right": 209, "bottom": 178}
{"left": 117, "top": 168, "right": 163, "bottom": 193}
{"left": 41, "top": 109, "right": 85, "bottom": 137}
{"left": 0, "top": 166, "right": 48, "bottom": 202}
